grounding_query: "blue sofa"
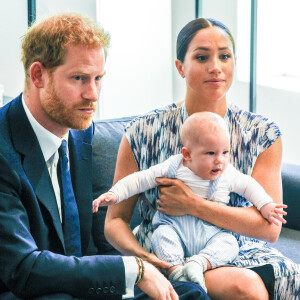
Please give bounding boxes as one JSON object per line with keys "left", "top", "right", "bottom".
{"left": 92, "top": 117, "right": 300, "bottom": 263}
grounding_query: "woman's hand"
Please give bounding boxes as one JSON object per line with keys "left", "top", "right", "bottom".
{"left": 156, "top": 177, "right": 199, "bottom": 216}
{"left": 143, "top": 252, "right": 171, "bottom": 270}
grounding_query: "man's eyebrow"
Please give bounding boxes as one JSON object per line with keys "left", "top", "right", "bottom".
{"left": 70, "top": 71, "right": 106, "bottom": 77}
{"left": 99, "top": 71, "right": 106, "bottom": 77}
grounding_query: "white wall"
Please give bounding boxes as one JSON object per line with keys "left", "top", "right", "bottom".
{"left": 171, "top": 0, "right": 195, "bottom": 103}
{"left": 36, "top": 0, "right": 96, "bottom": 19}
{"left": 96, "top": 0, "right": 173, "bottom": 119}
{"left": 0, "top": 0, "right": 97, "bottom": 98}
{"left": 0, "top": 0, "right": 28, "bottom": 97}
{"left": 257, "top": 86, "right": 300, "bottom": 165}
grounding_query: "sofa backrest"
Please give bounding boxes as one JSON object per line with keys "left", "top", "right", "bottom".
{"left": 92, "top": 117, "right": 300, "bottom": 237}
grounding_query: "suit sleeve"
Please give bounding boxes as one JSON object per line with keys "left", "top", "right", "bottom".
{"left": 0, "top": 154, "right": 125, "bottom": 299}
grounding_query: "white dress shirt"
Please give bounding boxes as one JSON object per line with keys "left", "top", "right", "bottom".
{"left": 22, "top": 96, "right": 137, "bottom": 298}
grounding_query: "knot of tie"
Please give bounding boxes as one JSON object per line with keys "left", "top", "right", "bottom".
{"left": 59, "top": 139, "right": 68, "bottom": 159}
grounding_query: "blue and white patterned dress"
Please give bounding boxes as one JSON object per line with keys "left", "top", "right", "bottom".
{"left": 125, "top": 102, "right": 300, "bottom": 299}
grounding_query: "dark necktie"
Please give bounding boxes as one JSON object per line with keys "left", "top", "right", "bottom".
{"left": 58, "top": 140, "right": 82, "bottom": 257}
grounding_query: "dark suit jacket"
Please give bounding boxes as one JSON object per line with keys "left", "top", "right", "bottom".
{"left": 0, "top": 94, "right": 125, "bottom": 299}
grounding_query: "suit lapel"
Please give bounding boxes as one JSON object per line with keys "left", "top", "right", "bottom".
{"left": 68, "top": 125, "right": 93, "bottom": 254}
{"left": 8, "top": 97, "right": 65, "bottom": 249}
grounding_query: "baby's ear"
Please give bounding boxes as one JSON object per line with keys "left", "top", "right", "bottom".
{"left": 182, "top": 147, "right": 191, "bottom": 161}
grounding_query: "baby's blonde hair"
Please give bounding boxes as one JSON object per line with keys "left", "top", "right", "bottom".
{"left": 180, "top": 112, "right": 229, "bottom": 148}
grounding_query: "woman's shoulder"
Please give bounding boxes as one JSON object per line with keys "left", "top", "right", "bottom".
{"left": 227, "top": 102, "right": 280, "bottom": 132}
{"left": 125, "top": 103, "right": 181, "bottom": 131}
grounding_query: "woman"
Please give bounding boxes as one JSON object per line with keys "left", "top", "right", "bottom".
{"left": 105, "top": 18, "right": 300, "bottom": 299}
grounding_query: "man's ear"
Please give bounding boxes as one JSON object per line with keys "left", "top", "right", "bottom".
{"left": 29, "top": 62, "right": 46, "bottom": 88}
{"left": 175, "top": 59, "right": 185, "bottom": 78}
{"left": 182, "top": 147, "right": 191, "bottom": 161}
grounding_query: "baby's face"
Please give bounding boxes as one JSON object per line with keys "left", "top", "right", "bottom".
{"left": 188, "top": 130, "right": 230, "bottom": 180}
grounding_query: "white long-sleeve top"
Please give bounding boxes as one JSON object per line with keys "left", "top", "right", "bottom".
{"left": 111, "top": 154, "right": 272, "bottom": 211}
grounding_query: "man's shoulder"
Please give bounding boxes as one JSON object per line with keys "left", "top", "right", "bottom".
{"left": 0, "top": 94, "right": 23, "bottom": 133}
{"left": 69, "top": 123, "right": 94, "bottom": 145}
{"left": 0, "top": 98, "right": 19, "bottom": 156}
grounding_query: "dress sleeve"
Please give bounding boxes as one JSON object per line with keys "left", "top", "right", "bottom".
{"left": 256, "top": 115, "right": 281, "bottom": 156}
{"left": 124, "top": 104, "right": 178, "bottom": 170}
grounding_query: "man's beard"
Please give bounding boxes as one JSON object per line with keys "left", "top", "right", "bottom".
{"left": 41, "top": 79, "right": 96, "bottom": 130}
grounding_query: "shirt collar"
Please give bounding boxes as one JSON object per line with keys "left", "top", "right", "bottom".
{"left": 22, "top": 95, "right": 68, "bottom": 162}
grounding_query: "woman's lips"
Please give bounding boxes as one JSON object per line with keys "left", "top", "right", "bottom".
{"left": 205, "top": 78, "right": 225, "bottom": 85}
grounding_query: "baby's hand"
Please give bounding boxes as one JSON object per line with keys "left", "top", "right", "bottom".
{"left": 93, "top": 191, "right": 118, "bottom": 212}
{"left": 260, "top": 202, "right": 287, "bottom": 226}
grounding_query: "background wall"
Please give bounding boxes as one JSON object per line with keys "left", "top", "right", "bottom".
{"left": 171, "top": 0, "right": 195, "bottom": 103}
{"left": 96, "top": 0, "right": 173, "bottom": 119}
{"left": 0, "top": 0, "right": 299, "bottom": 164}
{"left": 0, "top": 0, "right": 96, "bottom": 98}
{"left": 0, "top": 0, "right": 27, "bottom": 97}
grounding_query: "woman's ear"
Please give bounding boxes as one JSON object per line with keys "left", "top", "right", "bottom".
{"left": 182, "top": 147, "right": 191, "bottom": 161}
{"left": 29, "top": 62, "right": 46, "bottom": 88}
{"left": 175, "top": 59, "right": 185, "bottom": 78}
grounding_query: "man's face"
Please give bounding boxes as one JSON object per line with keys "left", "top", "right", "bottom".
{"left": 40, "top": 44, "right": 105, "bottom": 133}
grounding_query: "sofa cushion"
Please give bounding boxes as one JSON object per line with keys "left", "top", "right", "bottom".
{"left": 92, "top": 117, "right": 142, "bottom": 253}
{"left": 268, "top": 227, "right": 300, "bottom": 264}
{"left": 92, "top": 117, "right": 132, "bottom": 198}
{"left": 281, "top": 163, "right": 300, "bottom": 231}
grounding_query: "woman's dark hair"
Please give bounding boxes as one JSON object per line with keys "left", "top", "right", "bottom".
{"left": 176, "top": 18, "right": 235, "bottom": 62}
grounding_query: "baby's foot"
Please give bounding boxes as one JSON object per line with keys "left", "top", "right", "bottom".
{"left": 168, "top": 265, "right": 189, "bottom": 282}
{"left": 183, "top": 255, "right": 207, "bottom": 292}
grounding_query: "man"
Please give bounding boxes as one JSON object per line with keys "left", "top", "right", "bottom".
{"left": 0, "top": 13, "right": 208, "bottom": 299}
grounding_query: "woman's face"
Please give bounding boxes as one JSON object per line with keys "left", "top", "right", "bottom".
{"left": 176, "top": 26, "right": 235, "bottom": 103}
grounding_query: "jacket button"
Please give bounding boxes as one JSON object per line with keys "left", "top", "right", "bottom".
{"left": 110, "top": 286, "right": 116, "bottom": 294}
{"left": 103, "top": 286, "right": 109, "bottom": 294}
{"left": 96, "top": 287, "right": 102, "bottom": 295}
{"left": 88, "top": 288, "right": 95, "bottom": 295}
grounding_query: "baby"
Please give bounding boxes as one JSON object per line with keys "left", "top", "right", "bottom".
{"left": 93, "top": 112, "right": 287, "bottom": 292}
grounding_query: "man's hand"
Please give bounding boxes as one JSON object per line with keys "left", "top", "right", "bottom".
{"left": 92, "top": 191, "right": 118, "bottom": 212}
{"left": 137, "top": 261, "right": 179, "bottom": 300}
{"left": 260, "top": 202, "right": 287, "bottom": 225}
